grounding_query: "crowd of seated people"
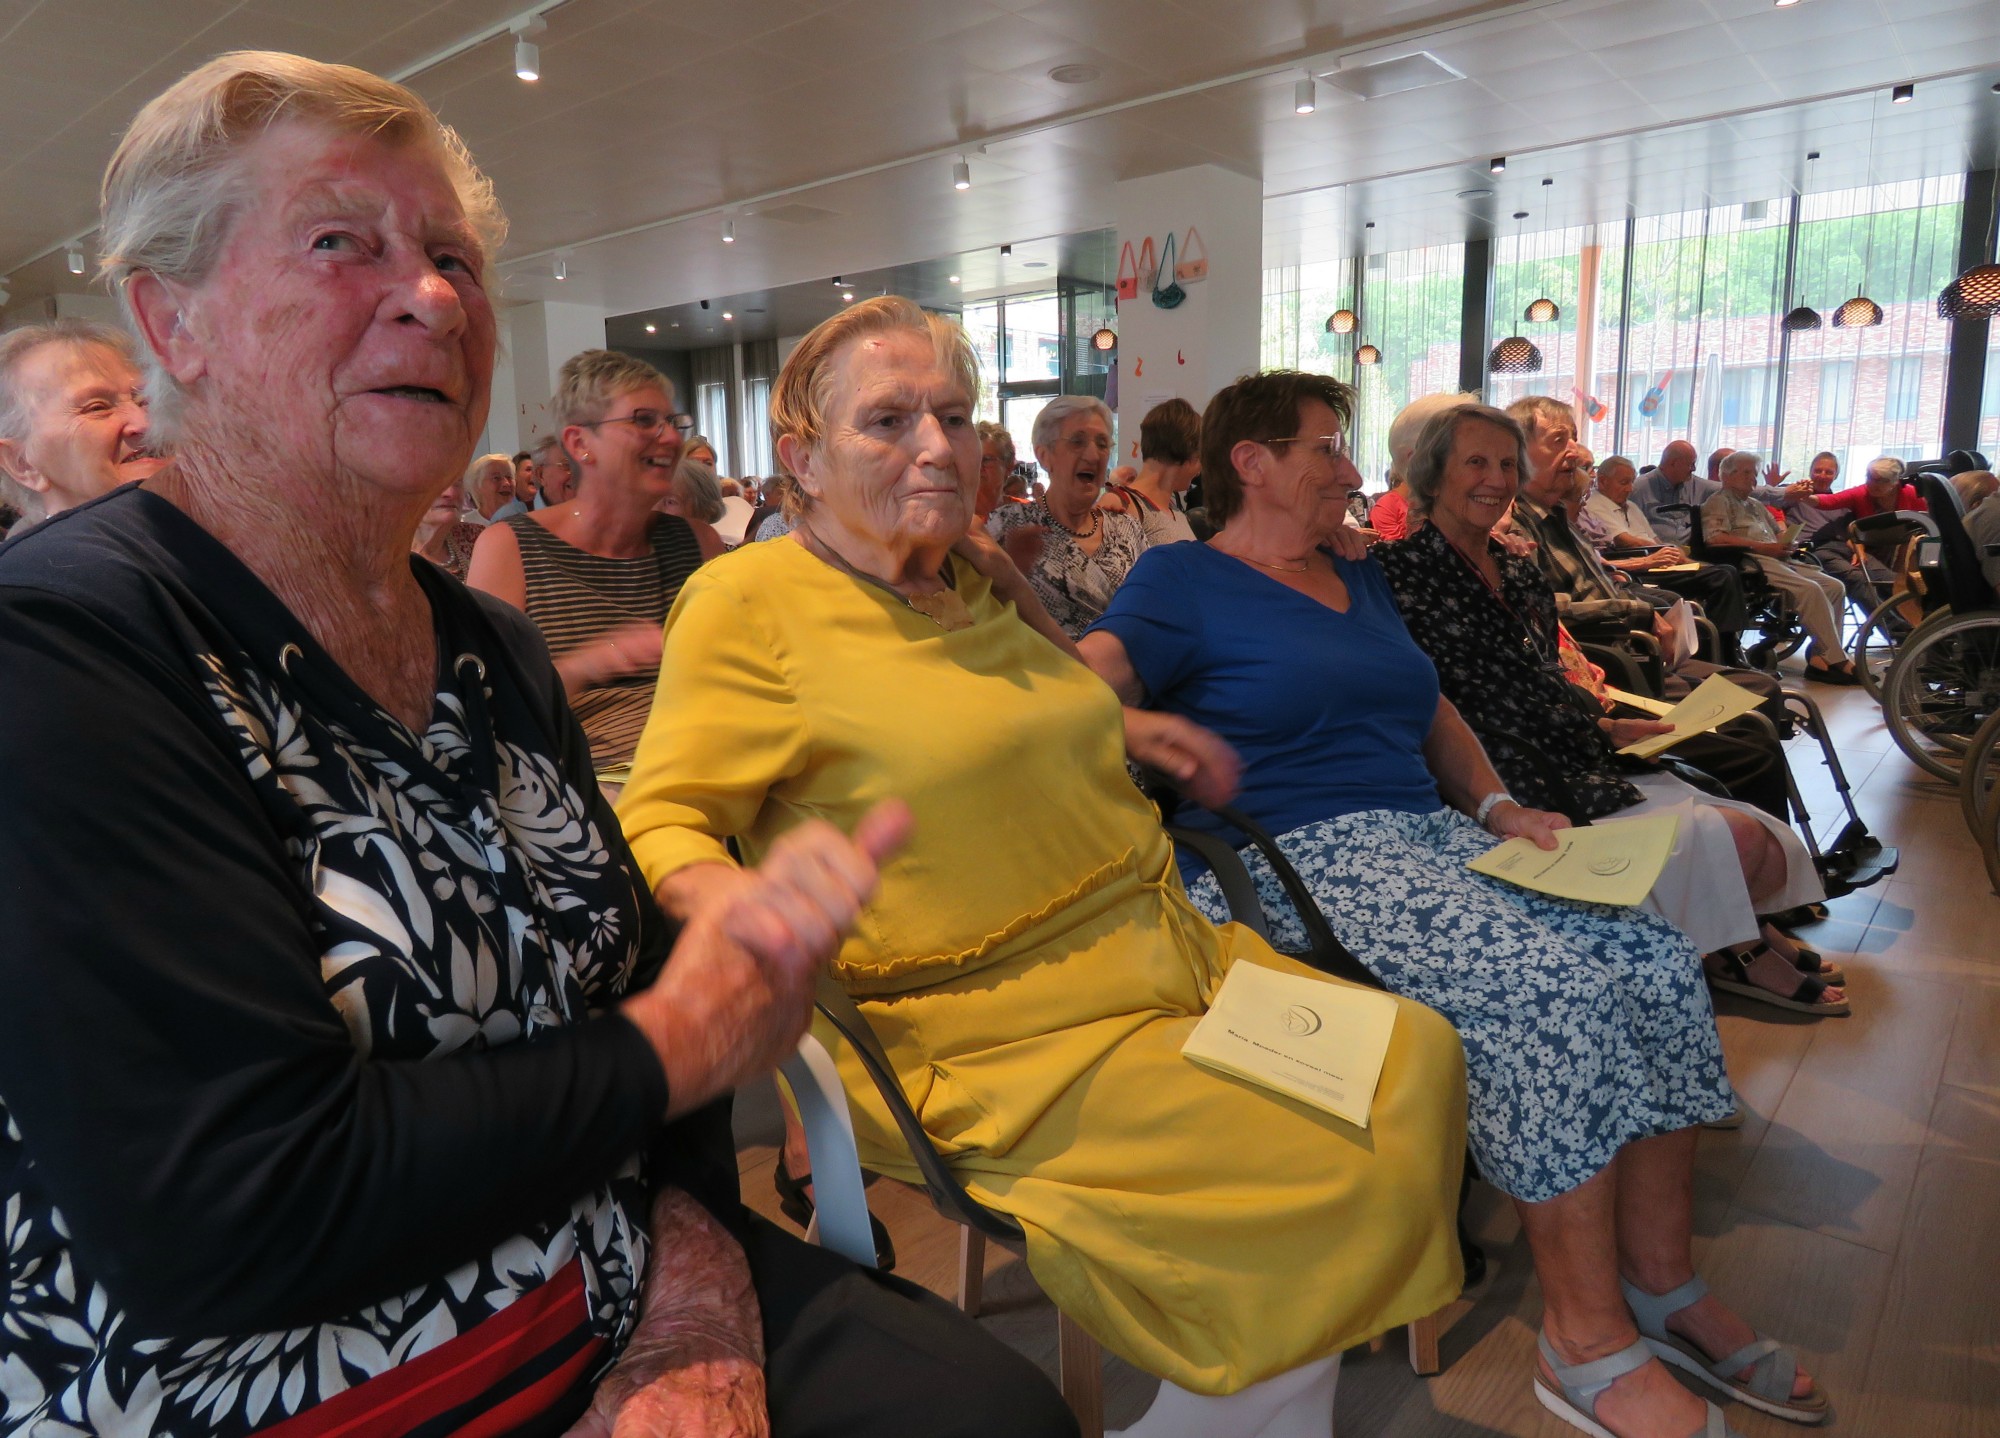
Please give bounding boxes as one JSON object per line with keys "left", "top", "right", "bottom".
{"left": 2, "top": 43, "right": 1957, "bottom": 1438}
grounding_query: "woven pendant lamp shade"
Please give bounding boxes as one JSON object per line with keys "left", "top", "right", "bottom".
{"left": 1356, "top": 343, "right": 1381, "bottom": 365}
{"left": 1832, "top": 295, "right": 1884, "bottom": 328}
{"left": 1937, "top": 263, "right": 2000, "bottom": 320}
{"left": 1091, "top": 326, "right": 1117, "bottom": 351}
{"left": 1525, "top": 297, "right": 1560, "bottom": 323}
{"left": 1781, "top": 305, "right": 1823, "bottom": 332}
{"left": 1488, "top": 336, "right": 1543, "bottom": 373}
{"left": 1326, "top": 309, "right": 1358, "bottom": 334}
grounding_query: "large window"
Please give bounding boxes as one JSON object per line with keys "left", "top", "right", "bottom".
{"left": 1819, "top": 361, "right": 1856, "bottom": 427}
{"left": 1485, "top": 220, "right": 1627, "bottom": 461}
{"left": 695, "top": 382, "right": 731, "bottom": 475}
{"left": 961, "top": 281, "right": 1112, "bottom": 471}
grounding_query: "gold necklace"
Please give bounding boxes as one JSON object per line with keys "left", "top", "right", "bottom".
{"left": 1216, "top": 543, "right": 1318, "bottom": 573}
{"left": 800, "top": 523, "right": 974, "bottom": 632}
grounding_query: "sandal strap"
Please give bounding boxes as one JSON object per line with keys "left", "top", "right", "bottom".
{"left": 1537, "top": 1332, "right": 1656, "bottom": 1413}
{"left": 1621, "top": 1274, "right": 1710, "bottom": 1335}
{"left": 1714, "top": 1339, "right": 1795, "bottom": 1402}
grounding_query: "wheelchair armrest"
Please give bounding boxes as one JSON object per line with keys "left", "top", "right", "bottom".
{"left": 1577, "top": 638, "right": 1658, "bottom": 698}
{"left": 810, "top": 980, "right": 1025, "bottom": 1243}
{"left": 779, "top": 1035, "right": 881, "bottom": 1267}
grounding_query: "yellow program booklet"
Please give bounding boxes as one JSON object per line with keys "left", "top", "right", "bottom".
{"left": 1467, "top": 813, "right": 1680, "bottom": 907}
{"left": 1181, "top": 961, "right": 1399, "bottom": 1129}
{"left": 1615, "top": 671, "right": 1767, "bottom": 758}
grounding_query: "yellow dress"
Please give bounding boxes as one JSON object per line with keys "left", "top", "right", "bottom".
{"left": 618, "top": 538, "right": 1467, "bottom": 1395}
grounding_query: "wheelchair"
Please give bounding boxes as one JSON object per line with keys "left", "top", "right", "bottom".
{"left": 1879, "top": 473, "right": 2000, "bottom": 783}
{"left": 1846, "top": 513, "right": 1941, "bottom": 702}
{"left": 1961, "top": 706, "right": 2000, "bottom": 897}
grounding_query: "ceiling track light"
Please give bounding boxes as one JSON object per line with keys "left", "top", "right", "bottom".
{"left": 1294, "top": 75, "right": 1317, "bottom": 114}
{"left": 1489, "top": 156, "right": 1506, "bottom": 175}
{"left": 722, "top": 219, "right": 735, "bottom": 243}
{"left": 953, "top": 156, "right": 971, "bottom": 190}
{"left": 65, "top": 245, "right": 85, "bottom": 276}
{"left": 510, "top": 15, "right": 546, "bottom": 81}
{"left": 644, "top": 323, "right": 657, "bottom": 334}
{"left": 1773, "top": 0, "right": 1800, "bottom": 7}
{"left": 948, "top": 274, "right": 961, "bottom": 284}
{"left": 551, "top": 255, "right": 567, "bottom": 281}
{"left": 1891, "top": 82, "right": 1914, "bottom": 103}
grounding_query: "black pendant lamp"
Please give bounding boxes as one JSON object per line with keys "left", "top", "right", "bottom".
{"left": 1782, "top": 151, "right": 1824, "bottom": 331}
{"left": 1488, "top": 210, "right": 1544, "bottom": 374}
{"left": 1938, "top": 168, "right": 2000, "bottom": 318}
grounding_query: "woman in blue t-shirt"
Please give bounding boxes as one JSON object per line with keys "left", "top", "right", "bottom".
{"left": 1079, "top": 372, "right": 1827, "bottom": 1438}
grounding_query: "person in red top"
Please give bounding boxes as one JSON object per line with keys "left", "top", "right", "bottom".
{"left": 1810, "top": 454, "right": 1927, "bottom": 523}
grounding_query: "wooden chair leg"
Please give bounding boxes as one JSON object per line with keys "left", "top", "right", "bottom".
{"left": 1057, "top": 1311, "right": 1105, "bottom": 1438}
{"left": 956, "top": 1225, "right": 986, "bottom": 1317}
{"left": 1407, "top": 1311, "right": 1441, "bottom": 1376}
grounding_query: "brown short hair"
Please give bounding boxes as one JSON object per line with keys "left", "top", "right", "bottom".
{"left": 1198, "top": 370, "right": 1354, "bottom": 527}
{"left": 1139, "top": 397, "right": 1200, "bottom": 465}
{"left": 769, "top": 295, "right": 979, "bottom": 518}
{"left": 553, "top": 349, "right": 672, "bottom": 428}
{"left": 975, "top": 419, "right": 1015, "bottom": 472}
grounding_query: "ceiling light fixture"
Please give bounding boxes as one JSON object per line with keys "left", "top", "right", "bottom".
{"left": 1783, "top": 151, "right": 1825, "bottom": 331}
{"left": 551, "top": 255, "right": 566, "bottom": 280}
{"left": 1294, "top": 75, "right": 1317, "bottom": 114}
{"left": 1939, "top": 168, "right": 2000, "bottom": 319}
{"left": 1091, "top": 325, "right": 1117, "bottom": 352}
{"left": 1326, "top": 309, "right": 1358, "bottom": 333}
{"left": 1048, "top": 63, "right": 1100, "bottom": 84}
{"left": 1524, "top": 181, "right": 1561, "bottom": 324}
{"left": 1356, "top": 343, "right": 1381, "bottom": 365}
{"left": 953, "top": 156, "right": 971, "bottom": 190}
{"left": 644, "top": 323, "right": 657, "bottom": 333}
{"left": 1488, "top": 209, "right": 1544, "bottom": 374}
{"left": 722, "top": 311, "right": 734, "bottom": 321}
{"left": 722, "top": 220, "right": 735, "bottom": 243}
{"left": 1892, "top": 82, "right": 1914, "bottom": 103}
{"left": 510, "top": 15, "right": 546, "bottom": 81}
{"left": 65, "top": 246, "right": 85, "bottom": 275}
{"left": 842, "top": 291, "right": 854, "bottom": 302}
{"left": 699, "top": 299, "right": 709, "bottom": 310}
{"left": 948, "top": 274, "right": 961, "bottom": 284}
{"left": 1489, "top": 156, "right": 1506, "bottom": 175}
{"left": 1835, "top": 91, "right": 1887, "bottom": 328}
{"left": 1000, "top": 244, "right": 1012, "bottom": 256}
{"left": 1774, "top": 0, "right": 1800, "bottom": 7}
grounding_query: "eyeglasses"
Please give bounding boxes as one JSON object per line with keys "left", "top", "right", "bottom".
{"left": 580, "top": 408, "right": 695, "bottom": 438}
{"left": 1264, "top": 434, "right": 1349, "bottom": 464}
{"left": 1058, "top": 433, "right": 1113, "bottom": 455}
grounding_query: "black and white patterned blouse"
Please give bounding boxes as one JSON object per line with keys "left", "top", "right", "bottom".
{"left": 1376, "top": 522, "right": 1645, "bottom": 819}
{"left": 0, "top": 488, "right": 726, "bottom": 1438}
{"left": 986, "top": 499, "right": 1145, "bottom": 637}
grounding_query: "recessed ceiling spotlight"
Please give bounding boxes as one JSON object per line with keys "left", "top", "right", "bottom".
{"left": 842, "top": 291, "right": 855, "bottom": 302}
{"left": 1000, "top": 243, "right": 1012, "bottom": 256}
{"left": 1774, "top": 0, "right": 1800, "bottom": 8}
{"left": 948, "top": 274, "right": 961, "bottom": 284}
{"left": 65, "top": 245, "right": 85, "bottom": 275}
{"left": 644, "top": 322, "right": 657, "bottom": 333}
{"left": 1456, "top": 188, "right": 1492, "bottom": 199}
{"left": 1892, "top": 82, "right": 1914, "bottom": 103}
{"left": 669, "top": 321, "right": 679, "bottom": 328}
{"left": 1294, "top": 75, "right": 1317, "bottom": 114}
{"left": 511, "top": 15, "right": 546, "bottom": 81}
{"left": 1490, "top": 156, "right": 1507, "bottom": 174}
{"left": 722, "top": 310, "right": 734, "bottom": 321}
{"left": 1048, "top": 63, "right": 1100, "bottom": 84}
{"left": 953, "top": 156, "right": 971, "bottom": 190}
{"left": 722, "top": 220, "right": 735, "bottom": 243}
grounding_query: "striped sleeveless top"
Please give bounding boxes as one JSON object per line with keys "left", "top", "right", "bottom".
{"left": 507, "top": 512, "right": 704, "bottom": 770}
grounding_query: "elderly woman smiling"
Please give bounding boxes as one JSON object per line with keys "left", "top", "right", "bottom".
{"left": 0, "top": 53, "right": 1076, "bottom": 1438}
{"left": 1080, "top": 372, "right": 1828, "bottom": 1438}
{"left": 618, "top": 297, "right": 1468, "bottom": 1436}
{"left": 0, "top": 318, "right": 165, "bottom": 527}
{"left": 986, "top": 393, "right": 1144, "bottom": 635}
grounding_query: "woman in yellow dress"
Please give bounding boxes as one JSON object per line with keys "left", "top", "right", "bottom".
{"left": 618, "top": 298, "right": 1467, "bottom": 1433}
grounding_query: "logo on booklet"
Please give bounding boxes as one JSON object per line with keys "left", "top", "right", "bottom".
{"left": 1283, "top": 1004, "right": 1323, "bottom": 1037}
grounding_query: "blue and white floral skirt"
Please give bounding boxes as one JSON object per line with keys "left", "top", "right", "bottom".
{"left": 1186, "top": 807, "right": 1734, "bottom": 1204}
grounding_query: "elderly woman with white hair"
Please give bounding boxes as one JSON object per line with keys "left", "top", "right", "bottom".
{"left": 0, "top": 52, "right": 1079, "bottom": 1438}
{"left": 986, "top": 392, "right": 1143, "bottom": 635}
{"left": 1702, "top": 450, "right": 1857, "bottom": 683}
{"left": 463, "top": 448, "right": 522, "bottom": 522}
{"left": 0, "top": 318, "right": 165, "bottom": 528}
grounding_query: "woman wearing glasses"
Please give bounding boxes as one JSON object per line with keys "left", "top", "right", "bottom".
{"left": 470, "top": 350, "right": 723, "bottom": 774}
{"left": 986, "top": 393, "right": 1143, "bottom": 636}
{"left": 1080, "top": 376, "right": 1829, "bottom": 1438}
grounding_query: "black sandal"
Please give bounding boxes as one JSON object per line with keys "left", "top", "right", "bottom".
{"left": 1707, "top": 943, "right": 1851, "bottom": 1016}
{"left": 774, "top": 1153, "right": 898, "bottom": 1270}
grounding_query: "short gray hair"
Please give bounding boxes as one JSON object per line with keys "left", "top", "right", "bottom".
{"left": 1031, "top": 394, "right": 1113, "bottom": 454}
{"left": 1719, "top": 450, "right": 1761, "bottom": 479}
{"left": 1596, "top": 454, "right": 1636, "bottom": 484}
{"left": 529, "top": 432, "right": 570, "bottom": 464}
{"left": 1404, "top": 403, "right": 1526, "bottom": 527}
{"left": 673, "top": 459, "right": 725, "bottom": 524}
{"left": 1864, "top": 455, "right": 1905, "bottom": 487}
{"left": 99, "top": 51, "right": 505, "bottom": 442}
{"left": 0, "top": 320, "right": 143, "bottom": 520}
{"left": 1385, "top": 391, "right": 1477, "bottom": 485}
{"left": 464, "top": 452, "right": 513, "bottom": 506}
{"left": 552, "top": 349, "right": 672, "bottom": 428}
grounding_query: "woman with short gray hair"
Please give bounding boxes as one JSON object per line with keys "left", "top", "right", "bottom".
{"left": 0, "top": 318, "right": 164, "bottom": 525}
{"left": 987, "top": 392, "right": 1141, "bottom": 635}
{"left": 0, "top": 51, "right": 1068, "bottom": 1438}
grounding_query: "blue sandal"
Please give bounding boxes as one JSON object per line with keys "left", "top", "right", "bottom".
{"left": 1535, "top": 1332, "right": 1737, "bottom": 1438}
{"left": 1622, "top": 1276, "right": 1830, "bottom": 1425}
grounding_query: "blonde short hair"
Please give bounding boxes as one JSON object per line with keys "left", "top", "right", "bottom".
{"left": 769, "top": 295, "right": 979, "bottom": 518}
{"left": 1385, "top": 391, "right": 1478, "bottom": 486}
{"left": 99, "top": 52, "right": 504, "bottom": 441}
{"left": 975, "top": 419, "right": 1015, "bottom": 472}
{"left": 553, "top": 349, "right": 673, "bottom": 429}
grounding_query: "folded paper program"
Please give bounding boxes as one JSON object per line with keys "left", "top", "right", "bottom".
{"left": 1467, "top": 813, "right": 1681, "bottom": 907}
{"left": 1181, "top": 960, "right": 1399, "bottom": 1128}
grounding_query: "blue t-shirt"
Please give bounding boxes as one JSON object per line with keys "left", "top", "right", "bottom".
{"left": 1089, "top": 542, "right": 1442, "bottom": 880}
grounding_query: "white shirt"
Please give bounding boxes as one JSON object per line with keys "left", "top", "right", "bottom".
{"left": 1584, "top": 487, "right": 1660, "bottom": 545}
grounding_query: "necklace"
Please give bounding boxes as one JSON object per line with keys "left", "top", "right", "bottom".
{"left": 800, "top": 523, "right": 974, "bottom": 631}
{"left": 1230, "top": 552, "right": 1315, "bottom": 572}
{"left": 1045, "top": 503, "right": 1100, "bottom": 540}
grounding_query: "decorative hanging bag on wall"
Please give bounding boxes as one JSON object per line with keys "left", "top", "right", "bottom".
{"left": 1135, "top": 235, "right": 1158, "bottom": 292}
{"left": 1176, "top": 226, "right": 1208, "bottom": 282}
{"left": 1116, "top": 240, "right": 1141, "bottom": 301}
{"left": 1152, "top": 230, "right": 1187, "bottom": 309}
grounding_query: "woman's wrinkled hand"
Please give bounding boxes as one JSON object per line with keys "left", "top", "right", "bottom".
{"left": 563, "top": 1357, "right": 768, "bottom": 1438}
{"left": 952, "top": 526, "right": 1024, "bottom": 594}
{"left": 998, "top": 523, "right": 1047, "bottom": 573}
{"left": 1601, "top": 716, "right": 1676, "bottom": 748}
{"left": 1483, "top": 801, "right": 1570, "bottom": 851}
{"left": 1125, "top": 709, "right": 1242, "bottom": 808}
{"left": 626, "top": 801, "right": 914, "bottom": 1120}
{"left": 593, "top": 621, "right": 667, "bottom": 682}
{"left": 1322, "top": 524, "right": 1374, "bottom": 562}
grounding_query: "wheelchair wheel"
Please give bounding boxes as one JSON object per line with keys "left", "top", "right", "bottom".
{"left": 1855, "top": 590, "right": 1928, "bottom": 703}
{"left": 1960, "top": 706, "right": 2000, "bottom": 851}
{"left": 1883, "top": 612, "right": 2000, "bottom": 782}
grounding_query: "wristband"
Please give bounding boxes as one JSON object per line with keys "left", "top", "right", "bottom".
{"left": 1474, "top": 790, "right": 1514, "bottom": 827}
